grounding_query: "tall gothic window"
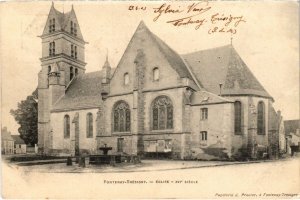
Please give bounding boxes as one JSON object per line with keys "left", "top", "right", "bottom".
{"left": 257, "top": 101, "right": 265, "bottom": 135}
{"left": 49, "top": 18, "right": 55, "bottom": 33}
{"left": 49, "top": 42, "right": 55, "bottom": 56}
{"left": 153, "top": 67, "right": 159, "bottom": 81}
{"left": 113, "top": 101, "right": 130, "bottom": 132}
{"left": 74, "top": 23, "right": 77, "bottom": 36}
{"left": 234, "top": 101, "right": 242, "bottom": 135}
{"left": 86, "top": 113, "right": 93, "bottom": 138}
{"left": 152, "top": 96, "right": 173, "bottom": 130}
{"left": 70, "top": 21, "right": 74, "bottom": 34}
{"left": 49, "top": 19, "right": 52, "bottom": 33}
{"left": 70, "top": 67, "right": 74, "bottom": 80}
{"left": 52, "top": 42, "right": 55, "bottom": 55}
{"left": 71, "top": 44, "right": 74, "bottom": 57}
{"left": 74, "top": 46, "right": 77, "bottom": 59}
{"left": 64, "top": 115, "right": 70, "bottom": 138}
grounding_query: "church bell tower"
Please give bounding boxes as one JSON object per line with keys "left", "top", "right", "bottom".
{"left": 37, "top": 3, "right": 87, "bottom": 153}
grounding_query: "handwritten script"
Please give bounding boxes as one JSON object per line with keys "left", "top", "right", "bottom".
{"left": 128, "top": 2, "right": 246, "bottom": 34}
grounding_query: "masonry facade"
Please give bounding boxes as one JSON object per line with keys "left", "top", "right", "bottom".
{"left": 38, "top": 4, "right": 282, "bottom": 160}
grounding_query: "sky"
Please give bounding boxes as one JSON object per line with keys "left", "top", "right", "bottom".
{"left": 0, "top": 1, "right": 299, "bottom": 134}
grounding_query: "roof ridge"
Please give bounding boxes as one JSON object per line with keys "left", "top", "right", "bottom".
{"left": 229, "top": 47, "right": 272, "bottom": 99}
{"left": 182, "top": 44, "right": 232, "bottom": 56}
{"left": 200, "top": 90, "right": 233, "bottom": 102}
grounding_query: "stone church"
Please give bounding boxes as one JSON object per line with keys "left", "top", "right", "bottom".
{"left": 38, "top": 4, "right": 282, "bottom": 160}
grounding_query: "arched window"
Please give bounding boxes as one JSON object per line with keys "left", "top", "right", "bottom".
{"left": 70, "top": 21, "right": 74, "bottom": 34}
{"left": 71, "top": 44, "right": 74, "bottom": 57}
{"left": 48, "top": 66, "right": 51, "bottom": 74}
{"left": 64, "top": 115, "right": 70, "bottom": 138}
{"left": 74, "top": 23, "right": 77, "bottom": 36}
{"left": 257, "top": 101, "right": 265, "bottom": 135}
{"left": 153, "top": 67, "right": 159, "bottom": 81}
{"left": 124, "top": 73, "right": 129, "bottom": 85}
{"left": 234, "top": 101, "right": 242, "bottom": 135}
{"left": 52, "top": 42, "right": 55, "bottom": 55}
{"left": 152, "top": 96, "right": 173, "bottom": 130}
{"left": 52, "top": 18, "right": 55, "bottom": 32}
{"left": 113, "top": 101, "right": 130, "bottom": 132}
{"left": 49, "top": 18, "right": 55, "bottom": 33}
{"left": 49, "top": 42, "right": 52, "bottom": 56}
{"left": 86, "top": 113, "right": 93, "bottom": 138}
{"left": 49, "top": 19, "right": 52, "bottom": 33}
{"left": 70, "top": 67, "right": 74, "bottom": 80}
{"left": 74, "top": 46, "right": 77, "bottom": 59}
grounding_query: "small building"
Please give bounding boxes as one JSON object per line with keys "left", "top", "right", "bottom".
{"left": 12, "top": 135, "right": 27, "bottom": 154}
{"left": 1, "top": 127, "right": 14, "bottom": 155}
{"left": 284, "top": 120, "right": 300, "bottom": 154}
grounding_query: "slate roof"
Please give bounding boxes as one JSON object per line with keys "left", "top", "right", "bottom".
{"left": 133, "top": 22, "right": 194, "bottom": 80}
{"left": 284, "top": 120, "right": 300, "bottom": 135}
{"left": 11, "top": 135, "right": 26, "bottom": 144}
{"left": 191, "top": 91, "right": 233, "bottom": 105}
{"left": 43, "top": 4, "right": 84, "bottom": 41}
{"left": 182, "top": 45, "right": 272, "bottom": 99}
{"left": 52, "top": 22, "right": 273, "bottom": 111}
{"left": 52, "top": 71, "right": 103, "bottom": 111}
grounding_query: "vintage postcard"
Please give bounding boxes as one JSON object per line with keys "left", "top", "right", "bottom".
{"left": 1, "top": 0, "right": 299, "bottom": 199}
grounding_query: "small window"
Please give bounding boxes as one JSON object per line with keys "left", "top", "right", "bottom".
{"left": 124, "top": 73, "right": 129, "bottom": 85}
{"left": 64, "top": 115, "right": 70, "bottom": 138}
{"left": 234, "top": 101, "right": 242, "bottom": 135}
{"left": 201, "top": 108, "right": 208, "bottom": 120}
{"left": 49, "top": 43, "right": 52, "bottom": 56}
{"left": 74, "top": 46, "right": 77, "bottom": 59}
{"left": 200, "top": 131, "right": 207, "bottom": 141}
{"left": 86, "top": 113, "right": 93, "bottom": 138}
{"left": 52, "top": 42, "right": 55, "bottom": 55}
{"left": 70, "top": 67, "right": 74, "bottom": 80}
{"left": 74, "top": 23, "right": 77, "bottom": 36}
{"left": 153, "top": 67, "right": 159, "bottom": 81}
{"left": 71, "top": 44, "right": 74, "bottom": 57}
{"left": 257, "top": 101, "right": 265, "bottom": 135}
{"left": 75, "top": 68, "right": 78, "bottom": 76}
{"left": 49, "top": 18, "right": 55, "bottom": 33}
{"left": 49, "top": 19, "right": 52, "bottom": 33}
{"left": 48, "top": 66, "right": 51, "bottom": 74}
{"left": 70, "top": 21, "right": 74, "bottom": 34}
{"left": 52, "top": 18, "right": 55, "bottom": 32}
{"left": 49, "top": 42, "right": 55, "bottom": 56}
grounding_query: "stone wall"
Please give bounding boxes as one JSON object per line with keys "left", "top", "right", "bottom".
{"left": 50, "top": 108, "right": 98, "bottom": 154}
{"left": 189, "top": 103, "right": 233, "bottom": 160}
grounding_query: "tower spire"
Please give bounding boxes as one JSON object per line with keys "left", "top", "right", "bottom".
{"left": 106, "top": 48, "right": 108, "bottom": 62}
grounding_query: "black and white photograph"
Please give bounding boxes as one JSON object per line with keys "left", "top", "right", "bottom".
{"left": 1, "top": 1, "right": 299, "bottom": 199}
